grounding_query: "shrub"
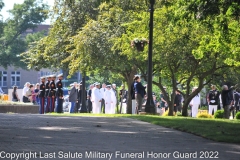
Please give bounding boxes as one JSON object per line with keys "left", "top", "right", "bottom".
{"left": 176, "top": 112, "right": 182, "bottom": 116}
{"left": 197, "top": 112, "right": 213, "bottom": 118}
{"left": 236, "top": 112, "right": 240, "bottom": 120}
{"left": 214, "top": 110, "right": 224, "bottom": 119}
{"left": 199, "top": 106, "right": 208, "bottom": 110}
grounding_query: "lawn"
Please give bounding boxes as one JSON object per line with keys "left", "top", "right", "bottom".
{"left": 49, "top": 113, "right": 240, "bottom": 144}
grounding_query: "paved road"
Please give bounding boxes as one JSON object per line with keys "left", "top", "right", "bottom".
{"left": 0, "top": 113, "right": 239, "bottom": 160}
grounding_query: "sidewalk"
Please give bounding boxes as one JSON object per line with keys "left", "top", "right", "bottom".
{"left": 0, "top": 113, "right": 239, "bottom": 160}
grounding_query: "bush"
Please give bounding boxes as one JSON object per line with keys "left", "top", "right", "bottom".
{"left": 214, "top": 110, "right": 224, "bottom": 119}
{"left": 199, "top": 106, "right": 208, "bottom": 110}
{"left": 176, "top": 112, "right": 182, "bottom": 116}
{"left": 236, "top": 112, "right": 240, "bottom": 120}
{"left": 197, "top": 112, "right": 213, "bottom": 118}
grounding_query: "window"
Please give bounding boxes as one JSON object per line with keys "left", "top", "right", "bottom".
{"left": 0, "top": 71, "right": 7, "bottom": 87}
{"left": 11, "top": 71, "right": 20, "bottom": 87}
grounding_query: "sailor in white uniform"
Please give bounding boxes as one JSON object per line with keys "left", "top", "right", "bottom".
{"left": 104, "top": 85, "right": 114, "bottom": 114}
{"left": 190, "top": 87, "right": 201, "bottom": 117}
{"left": 91, "top": 82, "right": 102, "bottom": 114}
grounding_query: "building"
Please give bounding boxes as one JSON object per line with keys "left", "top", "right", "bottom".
{"left": 0, "top": 67, "right": 55, "bottom": 93}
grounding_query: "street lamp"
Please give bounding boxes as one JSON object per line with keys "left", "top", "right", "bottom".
{"left": 145, "top": 0, "right": 155, "bottom": 113}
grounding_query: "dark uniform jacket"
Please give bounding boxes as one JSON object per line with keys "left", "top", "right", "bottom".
{"left": 208, "top": 90, "right": 220, "bottom": 105}
{"left": 48, "top": 80, "right": 56, "bottom": 97}
{"left": 56, "top": 79, "right": 63, "bottom": 97}
{"left": 39, "top": 82, "right": 45, "bottom": 98}
{"left": 45, "top": 80, "right": 50, "bottom": 97}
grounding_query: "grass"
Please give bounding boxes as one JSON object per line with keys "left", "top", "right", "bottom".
{"left": 131, "top": 115, "right": 240, "bottom": 144}
{"left": 48, "top": 113, "right": 240, "bottom": 144}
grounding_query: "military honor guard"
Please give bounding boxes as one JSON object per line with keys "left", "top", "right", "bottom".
{"left": 91, "top": 82, "right": 102, "bottom": 114}
{"left": 45, "top": 76, "right": 51, "bottom": 113}
{"left": 104, "top": 85, "right": 115, "bottom": 114}
{"left": 56, "top": 73, "right": 63, "bottom": 113}
{"left": 111, "top": 84, "right": 117, "bottom": 114}
{"left": 190, "top": 87, "right": 201, "bottom": 117}
{"left": 39, "top": 76, "right": 46, "bottom": 114}
{"left": 207, "top": 85, "right": 220, "bottom": 115}
{"left": 49, "top": 74, "right": 56, "bottom": 112}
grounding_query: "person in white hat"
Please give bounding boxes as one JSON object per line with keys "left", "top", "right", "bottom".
{"left": 104, "top": 85, "right": 115, "bottom": 114}
{"left": 49, "top": 74, "right": 56, "bottom": 112}
{"left": 111, "top": 84, "right": 117, "bottom": 114}
{"left": 92, "top": 82, "right": 102, "bottom": 113}
{"left": 207, "top": 85, "right": 220, "bottom": 115}
{"left": 39, "top": 77, "right": 46, "bottom": 114}
{"left": 45, "top": 75, "right": 51, "bottom": 113}
{"left": 190, "top": 87, "right": 201, "bottom": 117}
{"left": 56, "top": 73, "right": 64, "bottom": 113}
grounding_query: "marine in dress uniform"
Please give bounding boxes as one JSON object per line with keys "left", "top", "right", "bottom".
{"left": 48, "top": 74, "right": 56, "bottom": 112}
{"left": 39, "top": 76, "right": 46, "bottom": 114}
{"left": 56, "top": 73, "right": 63, "bottom": 113}
{"left": 45, "top": 76, "right": 51, "bottom": 113}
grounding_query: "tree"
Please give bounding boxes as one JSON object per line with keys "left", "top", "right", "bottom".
{"left": 113, "top": 0, "right": 239, "bottom": 116}
{"left": 0, "top": 0, "right": 49, "bottom": 68}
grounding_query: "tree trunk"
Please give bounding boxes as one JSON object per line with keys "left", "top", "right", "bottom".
{"left": 182, "top": 100, "right": 189, "bottom": 117}
{"left": 168, "top": 101, "right": 174, "bottom": 116}
{"left": 127, "top": 80, "right": 133, "bottom": 114}
{"left": 124, "top": 67, "right": 137, "bottom": 114}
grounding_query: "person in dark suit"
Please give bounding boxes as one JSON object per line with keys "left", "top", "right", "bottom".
{"left": 39, "top": 76, "right": 45, "bottom": 114}
{"left": 221, "top": 85, "right": 235, "bottom": 119}
{"left": 69, "top": 82, "right": 78, "bottom": 113}
{"left": 56, "top": 73, "right": 63, "bottom": 113}
{"left": 134, "top": 76, "right": 146, "bottom": 113}
{"left": 174, "top": 90, "right": 181, "bottom": 114}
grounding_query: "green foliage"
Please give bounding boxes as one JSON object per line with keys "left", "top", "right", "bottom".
{"left": 197, "top": 112, "right": 213, "bottom": 119}
{"left": 235, "top": 112, "right": 240, "bottom": 120}
{"left": 199, "top": 106, "right": 208, "bottom": 110}
{"left": 214, "top": 110, "right": 224, "bottom": 119}
{"left": 0, "top": 0, "right": 49, "bottom": 68}
{"left": 20, "top": 0, "right": 240, "bottom": 115}
{"left": 176, "top": 112, "right": 182, "bottom": 116}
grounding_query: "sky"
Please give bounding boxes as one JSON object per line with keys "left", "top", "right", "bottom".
{"left": 0, "top": 0, "right": 54, "bottom": 24}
